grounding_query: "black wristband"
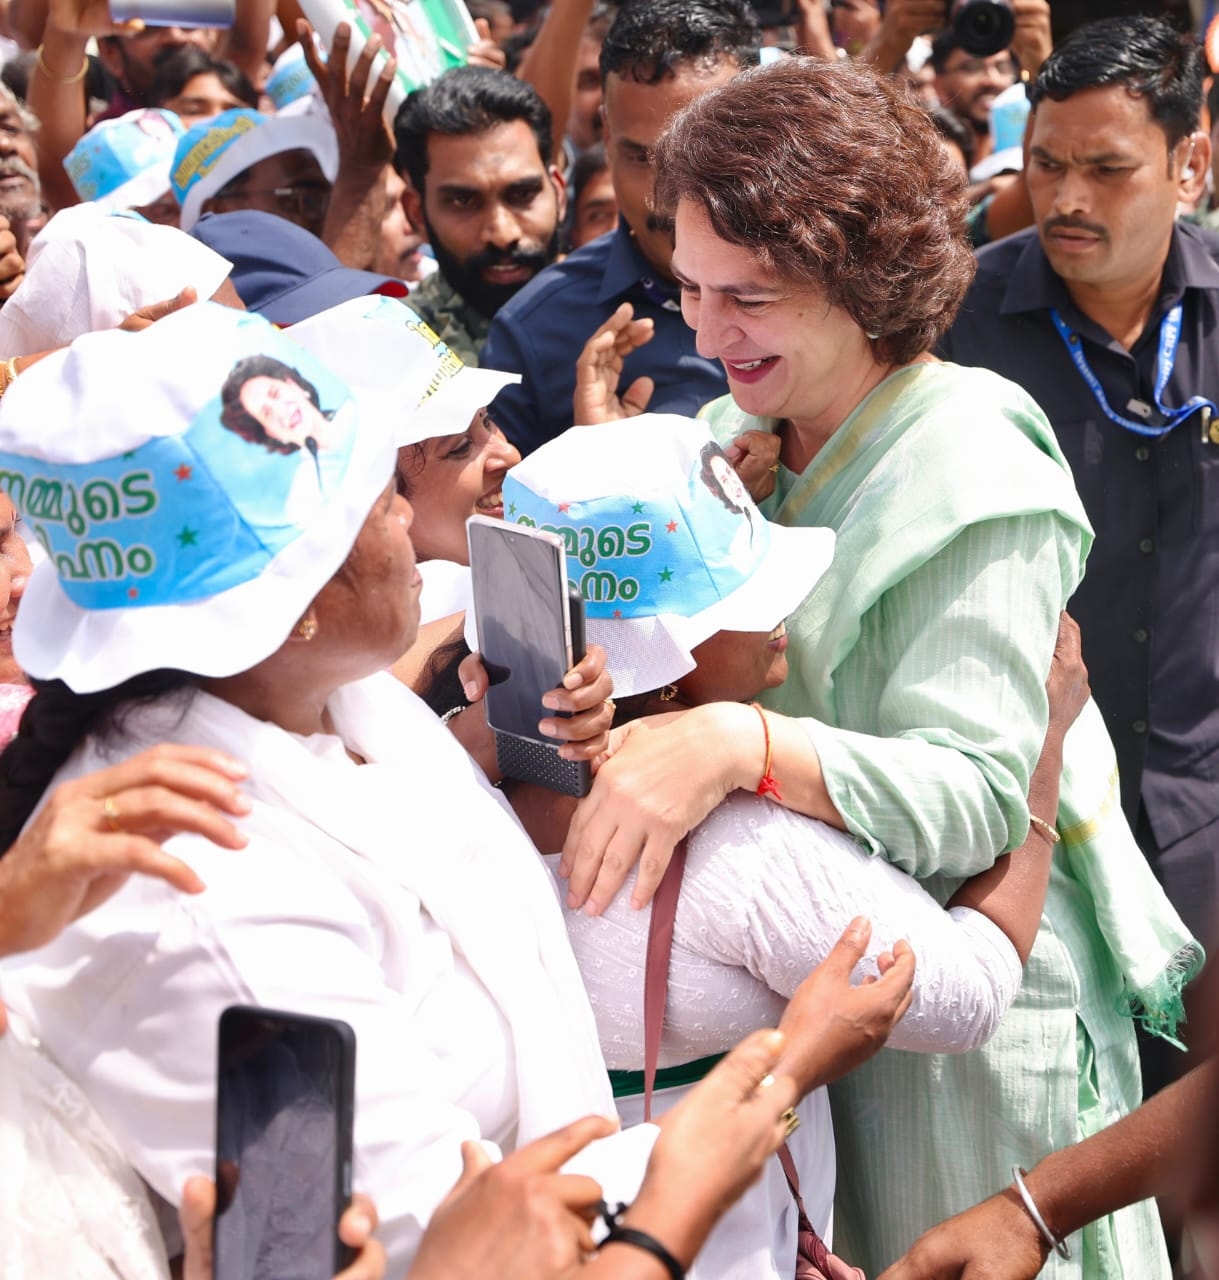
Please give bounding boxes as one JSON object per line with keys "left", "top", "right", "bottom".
{"left": 603, "top": 1225, "right": 685, "bottom": 1280}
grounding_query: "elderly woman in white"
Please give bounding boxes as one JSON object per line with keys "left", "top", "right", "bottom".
{"left": 0, "top": 304, "right": 912, "bottom": 1280}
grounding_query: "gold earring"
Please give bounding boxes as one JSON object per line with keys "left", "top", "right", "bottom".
{"left": 658, "top": 684, "right": 678, "bottom": 702}
{"left": 297, "top": 615, "right": 318, "bottom": 642}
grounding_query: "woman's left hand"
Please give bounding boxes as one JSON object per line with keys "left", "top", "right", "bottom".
{"left": 560, "top": 703, "right": 752, "bottom": 914}
{"left": 0, "top": 744, "right": 250, "bottom": 962}
{"left": 457, "top": 643, "right": 615, "bottom": 763}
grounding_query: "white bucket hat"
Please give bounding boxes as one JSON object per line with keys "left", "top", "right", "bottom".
{"left": 502, "top": 415, "right": 835, "bottom": 696}
{"left": 289, "top": 295, "right": 520, "bottom": 445}
{"left": 0, "top": 303, "right": 406, "bottom": 693}
{"left": 171, "top": 109, "right": 339, "bottom": 232}
{"left": 0, "top": 204, "right": 232, "bottom": 358}
{"left": 64, "top": 108, "right": 185, "bottom": 212}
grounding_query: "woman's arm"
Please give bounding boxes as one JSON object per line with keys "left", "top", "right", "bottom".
{"left": 562, "top": 514, "right": 1072, "bottom": 912}
{"left": 946, "top": 612, "right": 1089, "bottom": 963}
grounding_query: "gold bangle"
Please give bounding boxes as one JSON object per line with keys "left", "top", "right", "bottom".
{"left": 1028, "top": 813, "right": 1061, "bottom": 845}
{"left": 0, "top": 356, "right": 17, "bottom": 398}
{"left": 35, "top": 43, "right": 89, "bottom": 85}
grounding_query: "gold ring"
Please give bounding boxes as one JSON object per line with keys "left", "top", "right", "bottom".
{"left": 782, "top": 1107, "right": 800, "bottom": 1137}
{"left": 102, "top": 795, "right": 123, "bottom": 833}
{"left": 757, "top": 1073, "right": 776, "bottom": 1090}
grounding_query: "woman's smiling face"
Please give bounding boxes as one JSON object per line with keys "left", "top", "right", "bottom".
{"left": 396, "top": 409, "right": 521, "bottom": 564}
{"left": 671, "top": 200, "right": 876, "bottom": 436}
{"left": 239, "top": 375, "right": 325, "bottom": 448}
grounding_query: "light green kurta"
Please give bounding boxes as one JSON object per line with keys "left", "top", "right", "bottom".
{"left": 704, "top": 361, "right": 1199, "bottom": 1278}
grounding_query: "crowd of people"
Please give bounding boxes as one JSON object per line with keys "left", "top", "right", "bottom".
{"left": 0, "top": 0, "right": 1216, "bottom": 1278}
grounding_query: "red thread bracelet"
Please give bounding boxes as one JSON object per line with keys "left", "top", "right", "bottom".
{"left": 751, "top": 702, "right": 783, "bottom": 801}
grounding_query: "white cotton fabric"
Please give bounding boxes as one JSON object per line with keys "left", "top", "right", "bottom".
{"left": 0, "top": 1014, "right": 170, "bottom": 1280}
{"left": 543, "top": 789, "right": 1023, "bottom": 1277}
{"left": 552, "top": 792, "right": 1021, "bottom": 1069}
{"left": 0, "top": 674, "right": 648, "bottom": 1276}
{"left": 0, "top": 205, "right": 231, "bottom": 357}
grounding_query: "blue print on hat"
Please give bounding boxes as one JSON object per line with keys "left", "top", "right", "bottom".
{"left": 64, "top": 110, "right": 184, "bottom": 204}
{"left": 0, "top": 339, "right": 355, "bottom": 611}
{"left": 502, "top": 440, "right": 770, "bottom": 620}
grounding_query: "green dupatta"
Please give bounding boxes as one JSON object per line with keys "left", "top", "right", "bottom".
{"left": 704, "top": 361, "right": 1203, "bottom": 1043}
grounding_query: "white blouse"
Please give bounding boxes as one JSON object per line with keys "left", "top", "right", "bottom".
{"left": 551, "top": 790, "right": 1022, "bottom": 1071}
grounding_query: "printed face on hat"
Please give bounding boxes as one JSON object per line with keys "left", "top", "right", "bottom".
{"left": 1027, "top": 85, "right": 1208, "bottom": 303}
{"left": 395, "top": 408, "right": 521, "bottom": 564}
{"left": 239, "top": 375, "right": 332, "bottom": 449}
{"left": 403, "top": 120, "right": 566, "bottom": 319}
{"left": 0, "top": 492, "right": 31, "bottom": 683}
{"left": 602, "top": 56, "right": 739, "bottom": 279}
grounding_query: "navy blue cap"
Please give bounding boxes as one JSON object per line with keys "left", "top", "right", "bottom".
{"left": 190, "top": 209, "right": 407, "bottom": 325}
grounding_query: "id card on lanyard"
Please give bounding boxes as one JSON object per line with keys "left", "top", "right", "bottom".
{"left": 1050, "top": 304, "right": 1219, "bottom": 443}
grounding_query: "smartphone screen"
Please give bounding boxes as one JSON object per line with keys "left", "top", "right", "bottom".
{"left": 214, "top": 1006, "right": 356, "bottom": 1280}
{"left": 468, "top": 516, "right": 572, "bottom": 742}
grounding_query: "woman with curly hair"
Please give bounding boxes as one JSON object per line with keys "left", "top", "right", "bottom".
{"left": 560, "top": 57, "right": 1198, "bottom": 1279}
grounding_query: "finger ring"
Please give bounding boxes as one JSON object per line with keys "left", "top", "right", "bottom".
{"left": 782, "top": 1107, "right": 800, "bottom": 1137}
{"left": 757, "top": 1073, "right": 776, "bottom": 1090}
{"left": 768, "top": 464, "right": 780, "bottom": 473}
{"left": 605, "top": 698, "right": 616, "bottom": 714}
{"left": 102, "top": 795, "right": 123, "bottom": 833}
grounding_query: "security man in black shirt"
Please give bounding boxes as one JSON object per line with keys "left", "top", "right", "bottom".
{"left": 942, "top": 17, "right": 1218, "bottom": 955}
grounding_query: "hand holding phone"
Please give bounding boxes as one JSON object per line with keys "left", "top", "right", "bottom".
{"left": 214, "top": 1006, "right": 356, "bottom": 1280}
{"left": 467, "top": 516, "right": 592, "bottom": 797}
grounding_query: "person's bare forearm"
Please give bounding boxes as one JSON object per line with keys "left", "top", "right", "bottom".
{"left": 790, "top": 0, "right": 836, "bottom": 59}
{"left": 1030, "top": 1061, "right": 1212, "bottom": 1237}
{"left": 947, "top": 734, "right": 1061, "bottom": 962}
{"left": 323, "top": 168, "right": 384, "bottom": 269}
{"left": 217, "top": 0, "right": 275, "bottom": 83}
{"left": 28, "top": 20, "right": 90, "bottom": 213}
{"left": 514, "top": 0, "right": 594, "bottom": 167}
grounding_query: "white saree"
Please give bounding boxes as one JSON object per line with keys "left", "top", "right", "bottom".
{"left": 0, "top": 673, "right": 646, "bottom": 1275}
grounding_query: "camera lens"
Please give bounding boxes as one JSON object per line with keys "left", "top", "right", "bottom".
{"left": 951, "top": 0, "right": 1015, "bottom": 56}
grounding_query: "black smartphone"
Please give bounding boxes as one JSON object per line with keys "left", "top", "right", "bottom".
{"left": 467, "top": 515, "right": 592, "bottom": 797}
{"left": 213, "top": 1006, "right": 357, "bottom": 1280}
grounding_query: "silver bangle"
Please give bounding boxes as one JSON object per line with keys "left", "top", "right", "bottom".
{"left": 1011, "top": 1165, "right": 1070, "bottom": 1259}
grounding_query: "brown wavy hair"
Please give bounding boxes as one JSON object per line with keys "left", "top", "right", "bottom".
{"left": 653, "top": 57, "right": 975, "bottom": 365}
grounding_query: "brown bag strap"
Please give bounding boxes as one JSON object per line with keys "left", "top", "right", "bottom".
{"left": 642, "top": 838, "right": 688, "bottom": 1123}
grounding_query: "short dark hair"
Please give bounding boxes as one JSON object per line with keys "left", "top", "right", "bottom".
{"left": 1029, "top": 16, "right": 1202, "bottom": 148}
{"left": 655, "top": 57, "right": 974, "bottom": 366}
{"left": 219, "top": 355, "right": 322, "bottom": 454}
{"left": 599, "top": 0, "right": 760, "bottom": 86}
{"left": 149, "top": 45, "right": 258, "bottom": 111}
{"left": 393, "top": 66, "right": 553, "bottom": 195}
{"left": 928, "top": 29, "right": 962, "bottom": 74}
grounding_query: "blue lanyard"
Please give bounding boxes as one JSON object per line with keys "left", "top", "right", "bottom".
{"left": 638, "top": 275, "right": 682, "bottom": 313}
{"left": 1049, "top": 304, "right": 1217, "bottom": 439}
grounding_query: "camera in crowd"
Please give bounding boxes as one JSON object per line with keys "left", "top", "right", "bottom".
{"left": 951, "top": 0, "right": 1014, "bottom": 56}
